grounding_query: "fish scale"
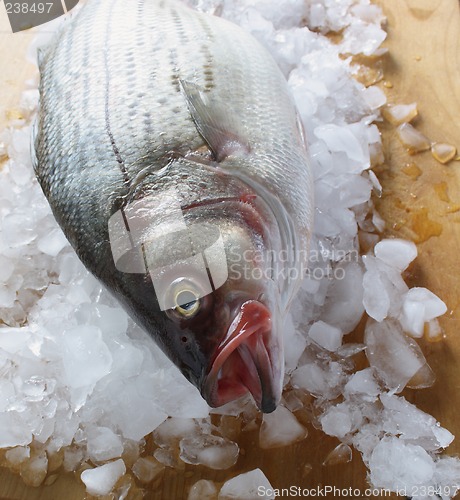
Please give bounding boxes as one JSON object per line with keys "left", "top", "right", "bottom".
{"left": 36, "top": 0, "right": 313, "bottom": 257}
{"left": 34, "top": 0, "right": 314, "bottom": 412}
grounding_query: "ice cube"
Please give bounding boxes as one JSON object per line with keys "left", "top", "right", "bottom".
{"left": 367, "top": 170, "right": 382, "bottom": 195}
{"left": 362, "top": 86, "right": 386, "bottom": 110}
{"left": 433, "top": 426, "right": 455, "bottom": 450}
{"left": 259, "top": 405, "right": 307, "bottom": 449}
{"left": 58, "top": 252, "right": 87, "bottom": 285}
{"left": 0, "top": 282, "right": 20, "bottom": 308}
{"left": 308, "top": 321, "right": 343, "bottom": 351}
{"left": 218, "top": 415, "right": 242, "bottom": 442}
{"left": 344, "top": 368, "right": 380, "bottom": 400}
{"left": 5, "top": 446, "right": 30, "bottom": 466}
{"left": 425, "top": 318, "right": 443, "bottom": 342}
{"left": 314, "top": 124, "right": 367, "bottom": 164}
{"left": 362, "top": 266, "right": 391, "bottom": 322}
{"left": 320, "top": 402, "right": 362, "bottom": 439}
{"left": 0, "top": 378, "right": 15, "bottom": 411}
{"left": 431, "top": 142, "right": 457, "bottom": 164}
{"left": 188, "top": 479, "right": 219, "bottom": 500}
{"left": 18, "top": 89, "right": 39, "bottom": 117}
{"left": 0, "top": 327, "right": 30, "bottom": 353}
{"left": 153, "top": 447, "right": 183, "bottom": 469}
{"left": 374, "top": 239, "right": 417, "bottom": 272}
{"left": 402, "top": 293, "right": 432, "bottom": 338}
{"left": 282, "top": 389, "right": 308, "bottom": 413}
{"left": 353, "top": 423, "right": 382, "bottom": 464}
{"left": 382, "top": 103, "right": 418, "bottom": 126}
{"left": 337, "top": 343, "right": 366, "bottom": 358}
{"left": 290, "top": 362, "right": 329, "bottom": 396}
{"left": 209, "top": 394, "right": 258, "bottom": 419}
{"left": 283, "top": 315, "right": 307, "bottom": 372}
{"left": 365, "top": 319, "right": 434, "bottom": 392}
{"left": 8, "top": 125, "right": 31, "bottom": 166}
{"left": 397, "top": 123, "right": 431, "bottom": 154}
{"left": 380, "top": 393, "right": 454, "bottom": 451}
{"left": 86, "top": 303, "right": 129, "bottom": 337}
{"left": 319, "top": 261, "right": 364, "bottom": 334}
{"left": 110, "top": 387, "right": 168, "bottom": 441}
{"left": 179, "top": 434, "right": 239, "bottom": 470}
{"left": 2, "top": 213, "right": 36, "bottom": 247}
{"left": 351, "top": 4, "right": 384, "bottom": 24}
{"left": 372, "top": 210, "right": 385, "bottom": 232}
{"left": 0, "top": 412, "right": 32, "bottom": 448}
{"left": 0, "top": 255, "right": 14, "bottom": 282}
{"left": 19, "top": 451, "right": 48, "bottom": 487}
{"left": 33, "top": 417, "right": 55, "bottom": 444}
{"left": 219, "top": 469, "right": 274, "bottom": 500}
{"left": 63, "top": 447, "right": 85, "bottom": 472}
{"left": 400, "top": 288, "right": 447, "bottom": 338}
{"left": 342, "top": 22, "right": 387, "bottom": 56}
{"left": 369, "top": 437, "right": 434, "bottom": 490}
{"left": 433, "top": 456, "right": 460, "bottom": 496}
{"left": 37, "top": 228, "right": 69, "bottom": 257}
{"left": 107, "top": 340, "right": 144, "bottom": 379}
{"left": 80, "top": 459, "right": 126, "bottom": 496}
{"left": 291, "top": 361, "right": 344, "bottom": 399}
{"left": 149, "top": 362, "right": 210, "bottom": 419}
{"left": 22, "top": 376, "right": 54, "bottom": 402}
{"left": 309, "top": 3, "right": 326, "bottom": 28}
{"left": 86, "top": 426, "right": 124, "bottom": 462}
{"left": 153, "top": 418, "right": 201, "bottom": 447}
{"left": 60, "top": 326, "right": 112, "bottom": 389}
{"left": 132, "top": 457, "right": 165, "bottom": 484}
{"left": 364, "top": 254, "right": 409, "bottom": 313}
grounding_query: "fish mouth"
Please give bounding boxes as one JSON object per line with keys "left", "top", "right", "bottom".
{"left": 202, "top": 300, "right": 282, "bottom": 413}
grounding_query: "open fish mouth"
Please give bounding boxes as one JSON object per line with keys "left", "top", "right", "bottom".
{"left": 202, "top": 300, "right": 282, "bottom": 413}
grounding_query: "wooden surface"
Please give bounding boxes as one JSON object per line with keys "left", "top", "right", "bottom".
{"left": 0, "top": 0, "right": 460, "bottom": 498}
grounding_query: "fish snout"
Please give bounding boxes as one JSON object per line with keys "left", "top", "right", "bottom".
{"left": 202, "top": 300, "right": 283, "bottom": 413}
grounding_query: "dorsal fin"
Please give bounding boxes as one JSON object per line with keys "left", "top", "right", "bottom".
{"left": 179, "top": 79, "right": 250, "bottom": 162}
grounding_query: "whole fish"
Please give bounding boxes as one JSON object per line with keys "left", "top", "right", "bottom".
{"left": 34, "top": 0, "right": 313, "bottom": 413}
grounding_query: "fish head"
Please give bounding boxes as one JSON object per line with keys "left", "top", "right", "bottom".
{"left": 108, "top": 162, "right": 297, "bottom": 413}
{"left": 152, "top": 196, "right": 285, "bottom": 414}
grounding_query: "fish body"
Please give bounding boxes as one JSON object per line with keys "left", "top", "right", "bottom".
{"left": 35, "top": 0, "right": 313, "bottom": 412}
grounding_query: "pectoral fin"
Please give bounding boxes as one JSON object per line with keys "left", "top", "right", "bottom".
{"left": 180, "top": 80, "right": 250, "bottom": 162}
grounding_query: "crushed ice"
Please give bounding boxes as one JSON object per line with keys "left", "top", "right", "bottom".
{"left": 1, "top": 0, "right": 459, "bottom": 497}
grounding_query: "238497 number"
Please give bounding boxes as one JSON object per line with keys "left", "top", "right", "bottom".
{"left": 5, "top": 2, "right": 54, "bottom": 14}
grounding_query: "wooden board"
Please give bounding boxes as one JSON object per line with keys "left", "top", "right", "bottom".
{"left": 0, "top": 0, "right": 459, "bottom": 498}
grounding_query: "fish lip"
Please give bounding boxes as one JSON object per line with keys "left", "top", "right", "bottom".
{"left": 202, "top": 300, "right": 282, "bottom": 413}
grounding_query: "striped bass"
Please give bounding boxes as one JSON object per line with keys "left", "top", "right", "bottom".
{"left": 34, "top": 0, "right": 313, "bottom": 413}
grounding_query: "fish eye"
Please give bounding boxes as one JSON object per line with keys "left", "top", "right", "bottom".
{"left": 174, "top": 289, "right": 200, "bottom": 318}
